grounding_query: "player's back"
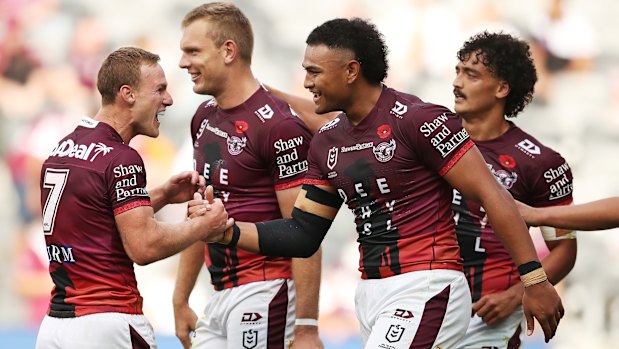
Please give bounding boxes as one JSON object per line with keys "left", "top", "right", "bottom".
{"left": 40, "top": 117, "right": 148, "bottom": 317}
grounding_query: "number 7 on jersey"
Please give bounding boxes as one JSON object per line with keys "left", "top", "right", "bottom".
{"left": 42, "top": 168, "right": 70, "bottom": 235}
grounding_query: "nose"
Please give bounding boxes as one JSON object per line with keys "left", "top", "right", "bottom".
{"left": 179, "top": 53, "right": 189, "bottom": 69}
{"left": 303, "top": 73, "right": 313, "bottom": 90}
{"left": 164, "top": 91, "right": 173, "bottom": 106}
{"left": 452, "top": 73, "right": 462, "bottom": 89}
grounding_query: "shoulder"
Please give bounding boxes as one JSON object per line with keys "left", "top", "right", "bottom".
{"left": 383, "top": 87, "right": 456, "bottom": 125}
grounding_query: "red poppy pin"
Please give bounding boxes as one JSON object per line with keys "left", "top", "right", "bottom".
{"left": 377, "top": 124, "right": 392, "bottom": 139}
{"left": 499, "top": 154, "right": 516, "bottom": 168}
{"left": 235, "top": 120, "right": 249, "bottom": 134}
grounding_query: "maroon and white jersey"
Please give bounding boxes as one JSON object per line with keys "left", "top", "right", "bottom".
{"left": 191, "top": 87, "right": 311, "bottom": 290}
{"left": 305, "top": 86, "right": 474, "bottom": 279}
{"left": 40, "top": 117, "right": 151, "bottom": 318}
{"left": 452, "top": 124, "right": 573, "bottom": 301}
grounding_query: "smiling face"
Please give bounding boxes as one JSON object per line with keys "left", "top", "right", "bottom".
{"left": 179, "top": 18, "right": 227, "bottom": 96}
{"left": 131, "top": 63, "right": 172, "bottom": 138}
{"left": 302, "top": 44, "right": 356, "bottom": 114}
{"left": 453, "top": 51, "right": 506, "bottom": 119}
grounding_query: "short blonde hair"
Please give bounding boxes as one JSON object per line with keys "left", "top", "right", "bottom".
{"left": 182, "top": 2, "right": 254, "bottom": 64}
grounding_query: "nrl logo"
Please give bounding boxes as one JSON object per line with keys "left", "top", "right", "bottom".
{"left": 242, "top": 329, "right": 258, "bottom": 349}
{"left": 227, "top": 136, "right": 247, "bottom": 155}
{"left": 373, "top": 139, "right": 396, "bottom": 163}
{"left": 385, "top": 324, "right": 405, "bottom": 343}
{"left": 327, "top": 147, "right": 338, "bottom": 170}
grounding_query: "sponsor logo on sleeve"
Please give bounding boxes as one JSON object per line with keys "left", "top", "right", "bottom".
{"left": 516, "top": 139, "right": 541, "bottom": 157}
{"left": 419, "top": 113, "right": 469, "bottom": 158}
{"left": 318, "top": 118, "right": 340, "bottom": 133}
{"left": 390, "top": 101, "right": 407, "bottom": 118}
{"left": 544, "top": 162, "right": 573, "bottom": 200}
{"left": 373, "top": 139, "right": 396, "bottom": 163}
{"left": 50, "top": 140, "right": 113, "bottom": 162}
{"left": 274, "top": 136, "right": 308, "bottom": 178}
{"left": 114, "top": 164, "right": 149, "bottom": 201}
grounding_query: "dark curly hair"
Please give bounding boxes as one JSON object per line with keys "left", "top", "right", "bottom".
{"left": 457, "top": 31, "right": 537, "bottom": 118}
{"left": 306, "top": 18, "right": 389, "bottom": 84}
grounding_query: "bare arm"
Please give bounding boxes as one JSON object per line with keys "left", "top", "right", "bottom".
{"left": 265, "top": 85, "right": 337, "bottom": 134}
{"left": 518, "top": 198, "right": 619, "bottom": 230}
{"left": 276, "top": 186, "right": 323, "bottom": 348}
{"left": 443, "top": 146, "right": 563, "bottom": 342}
{"left": 116, "top": 194, "right": 231, "bottom": 266}
{"left": 172, "top": 241, "right": 204, "bottom": 349}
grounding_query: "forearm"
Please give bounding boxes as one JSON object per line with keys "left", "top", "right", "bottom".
{"left": 541, "top": 239, "right": 577, "bottom": 285}
{"left": 291, "top": 248, "right": 322, "bottom": 320}
{"left": 129, "top": 218, "right": 203, "bottom": 265}
{"left": 537, "top": 198, "right": 619, "bottom": 230}
{"left": 147, "top": 185, "right": 168, "bottom": 212}
{"left": 173, "top": 242, "right": 205, "bottom": 306}
{"left": 484, "top": 188, "right": 539, "bottom": 265}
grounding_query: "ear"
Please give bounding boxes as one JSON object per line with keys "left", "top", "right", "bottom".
{"left": 346, "top": 60, "right": 362, "bottom": 84}
{"left": 496, "top": 81, "right": 510, "bottom": 99}
{"left": 119, "top": 85, "right": 135, "bottom": 104}
{"left": 221, "top": 39, "right": 238, "bottom": 64}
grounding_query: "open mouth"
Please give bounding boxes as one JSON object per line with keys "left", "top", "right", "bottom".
{"left": 156, "top": 111, "right": 165, "bottom": 122}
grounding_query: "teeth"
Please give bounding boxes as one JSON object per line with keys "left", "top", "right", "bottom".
{"left": 156, "top": 111, "right": 165, "bottom": 121}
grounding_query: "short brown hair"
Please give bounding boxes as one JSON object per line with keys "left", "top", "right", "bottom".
{"left": 96, "top": 47, "right": 160, "bottom": 105}
{"left": 182, "top": 2, "right": 253, "bottom": 64}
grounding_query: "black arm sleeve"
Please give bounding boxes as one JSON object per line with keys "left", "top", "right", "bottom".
{"left": 256, "top": 207, "right": 333, "bottom": 258}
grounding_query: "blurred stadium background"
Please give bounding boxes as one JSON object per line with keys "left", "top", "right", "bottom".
{"left": 2, "top": 0, "right": 619, "bottom": 348}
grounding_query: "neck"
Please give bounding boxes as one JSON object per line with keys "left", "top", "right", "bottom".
{"left": 214, "top": 65, "right": 260, "bottom": 109}
{"left": 460, "top": 107, "right": 511, "bottom": 141}
{"left": 345, "top": 83, "right": 383, "bottom": 126}
{"left": 94, "top": 105, "right": 134, "bottom": 144}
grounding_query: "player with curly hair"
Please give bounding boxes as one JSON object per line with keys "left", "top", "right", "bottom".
{"left": 452, "top": 31, "right": 577, "bottom": 349}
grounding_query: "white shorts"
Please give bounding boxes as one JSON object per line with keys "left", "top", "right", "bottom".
{"left": 456, "top": 306, "right": 525, "bottom": 349}
{"left": 355, "top": 270, "right": 471, "bottom": 349}
{"left": 192, "top": 278, "right": 295, "bottom": 349}
{"left": 35, "top": 313, "right": 156, "bottom": 349}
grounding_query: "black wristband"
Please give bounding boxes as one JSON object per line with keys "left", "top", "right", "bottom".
{"left": 229, "top": 224, "right": 241, "bottom": 247}
{"left": 518, "top": 260, "right": 542, "bottom": 276}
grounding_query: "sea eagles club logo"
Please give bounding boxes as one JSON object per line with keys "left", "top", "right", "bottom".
{"left": 227, "top": 136, "right": 247, "bottom": 155}
{"left": 373, "top": 139, "right": 396, "bottom": 163}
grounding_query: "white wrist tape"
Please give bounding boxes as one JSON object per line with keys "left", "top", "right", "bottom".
{"left": 295, "top": 318, "right": 318, "bottom": 326}
{"left": 540, "top": 226, "right": 577, "bottom": 241}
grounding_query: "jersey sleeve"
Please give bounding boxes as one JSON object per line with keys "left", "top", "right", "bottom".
{"left": 264, "top": 117, "right": 312, "bottom": 190}
{"left": 106, "top": 149, "right": 151, "bottom": 215}
{"left": 410, "top": 104, "right": 474, "bottom": 176}
{"left": 529, "top": 153, "right": 573, "bottom": 207}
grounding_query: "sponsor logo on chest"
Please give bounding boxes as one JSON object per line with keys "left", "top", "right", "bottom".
{"left": 50, "top": 140, "right": 113, "bottom": 162}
